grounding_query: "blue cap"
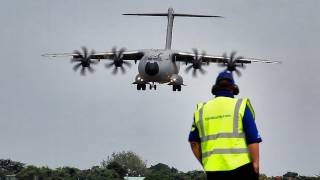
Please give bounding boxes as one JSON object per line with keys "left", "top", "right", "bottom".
{"left": 215, "top": 71, "right": 235, "bottom": 85}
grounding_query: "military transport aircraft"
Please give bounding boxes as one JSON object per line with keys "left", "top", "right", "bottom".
{"left": 43, "top": 8, "right": 280, "bottom": 91}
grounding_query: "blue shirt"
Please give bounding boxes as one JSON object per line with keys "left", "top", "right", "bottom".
{"left": 188, "top": 91, "right": 262, "bottom": 145}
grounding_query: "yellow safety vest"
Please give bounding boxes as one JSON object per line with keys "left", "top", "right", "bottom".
{"left": 194, "top": 97, "right": 255, "bottom": 171}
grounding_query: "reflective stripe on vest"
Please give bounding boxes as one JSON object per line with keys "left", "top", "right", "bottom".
{"left": 202, "top": 148, "right": 249, "bottom": 158}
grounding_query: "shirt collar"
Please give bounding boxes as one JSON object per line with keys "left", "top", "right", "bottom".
{"left": 215, "top": 90, "right": 234, "bottom": 98}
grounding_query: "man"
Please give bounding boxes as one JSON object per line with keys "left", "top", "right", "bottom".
{"left": 189, "top": 71, "right": 262, "bottom": 179}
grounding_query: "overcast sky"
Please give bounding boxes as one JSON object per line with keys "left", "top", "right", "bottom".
{"left": 0, "top": 0, "right": 319, "bottom": 176}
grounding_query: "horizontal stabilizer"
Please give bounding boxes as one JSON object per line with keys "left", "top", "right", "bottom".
{"left": 173, "top": 14, "right": 223, "bottom": 18}
{"left": 122, "top": 13, "right": 167, "bottom": 16}
{"left": 122, "top": 13, "right": 223, "bottom": 18}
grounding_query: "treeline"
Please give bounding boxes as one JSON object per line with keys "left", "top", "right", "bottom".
{"left": 0, "top": 151, "right": 319, "bottom": 180}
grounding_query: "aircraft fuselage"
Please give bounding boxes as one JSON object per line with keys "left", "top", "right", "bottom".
{"left": 135, "top": 49, "right": 181, "bottom": 85}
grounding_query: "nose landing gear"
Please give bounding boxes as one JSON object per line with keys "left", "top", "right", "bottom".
{"left": 172, "top": 85, "right": 181, "bottom": 91}
{"left": 149, "top": 83, "right": 157, "bottom": 90}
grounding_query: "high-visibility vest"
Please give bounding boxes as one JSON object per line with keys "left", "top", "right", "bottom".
{"left": 194, "top": 97, "right": 255, "bottom": 171}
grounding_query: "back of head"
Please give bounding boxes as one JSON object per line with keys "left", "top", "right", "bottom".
{"left": 211, "top": 71, "right": 239, "bottom": 96}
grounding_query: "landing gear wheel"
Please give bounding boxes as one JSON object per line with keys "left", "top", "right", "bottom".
{"left": 142, "top": 84, "right": 146, "bottom": 90}
{"left": 173, "top": 85, "right": 177, "bottom": 91}
{"left": 137, "top": 84, "right": 146, "bottom": 90}
{"left": 172, "top": 85, "right": 181, "bottom": 91}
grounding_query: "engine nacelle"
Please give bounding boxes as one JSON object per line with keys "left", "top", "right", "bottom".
{"left": 133, "top": 74, "right": 146, "bottom": 84}
{"left": 168, "top": 74, "right": 183, "bottom": 85}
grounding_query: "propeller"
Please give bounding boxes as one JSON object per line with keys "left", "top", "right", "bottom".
{"left": 71, "top": 46, "right": 98, "bottom": 76}
{"left": 105, "top": 47, "right": 131, "bottom": 74}
{"left": 185, "top": 48, "right": 207, "bottom": 77}
{"left": 218, "top": 51, "right": 246, "bottom": 76}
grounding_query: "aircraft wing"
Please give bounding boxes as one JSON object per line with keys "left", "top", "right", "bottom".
{"left": 42, "top": 49, "right": 144, "bottom": 61}
{"left": 174, "top": 51, "right": 281, "bottom": 64}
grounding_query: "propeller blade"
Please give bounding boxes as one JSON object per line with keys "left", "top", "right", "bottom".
{"left": 120, "top": 66, "right": 126, "bottom": 74}
{"left": 119, "top": 47, "right": 126, "bottom": 55}
{"left": 80, "top": 67, "right": 86, "bottom": 76}
{"left": 230, "top": 51, "right": 236, "bottom": 61}
{"left": 112, "top": 46, "right": 117, "bottom": 54}
{"left": 222, "top": 52, "right": 227, "bottom": 59}
{"left": 235, "top": 69, "right": 242, "bottom": 77}
{"left": 105, "top": 62, "right": 115, "bottom": 68}
{"left": 185, "top": 65, "right": 193, "bottom": 73}
{"left": 88, "top": 66, "right": 94, "bottom": 73}
{"left": 112, "top": 67, "right": 118, "bottom": 75}
{"left": 82, "top": 46, "right": 88, "bottom": 59}
{"left": 192, "top": 48, "right": 198, "bottom": 57}
{"left": 202, "top": 50, "right": 206, "bottom": 56}
{"left": 71, "top": 58, "right": 82, "bottom": 63}
{"left": 192, "top": 68, "right": 197, "bottom": 77}
{"left": 73, "top": 50, "right": 83, "bottom": 58}
{"left": 199, "top": 68, "right": 206, "bottom": 74}
{"left": 123, "top": 61, "right": 132, "bottom": 68}
{"left": 73, "top": 63, "right": 82, "bottom": 71}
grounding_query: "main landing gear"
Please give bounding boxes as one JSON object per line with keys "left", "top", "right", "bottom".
{"left": 136, "top": 83, "right": 157, "bottom": 91}
{"left": 137, "top": 84, "right": 146, "bottom": 90}
{"left": 172, "top": 85, "right": 181, "bottom": 91}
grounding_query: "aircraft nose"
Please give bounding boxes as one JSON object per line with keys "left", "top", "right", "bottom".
{"left": 145, "top": 62, "right": 159, "bottom": 76}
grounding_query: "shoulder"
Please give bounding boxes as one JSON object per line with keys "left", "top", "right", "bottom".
{"left": 237, "top": 98, "right": 254, "bottom": 108}
{"left": 196, "top": 102, "right": 206, "bottom": 110}
{"left": 239, "top": 98, "right": 255, "bottom": 119}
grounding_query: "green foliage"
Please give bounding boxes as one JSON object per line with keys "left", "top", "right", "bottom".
{"left": 0, "top": 159, "right": 24, "bottom": 174}
{"left": 102, "top": 151, "right": 147, "bottom": 177}
{"left": 82, "top": 166, "right": 122, "bottom": 180}
{"left": 106, "top": 161, "right": 127, "bottom": 178}
{"left": 283, "top": 171, "right": 299, "bottom": 178}
{"left": 2, "top": 153, "right": 320, "bottom": 180}
{"left": 145, "top": 163, "right": 193, "bottom": 180}
{"left": 16, "top": 165, "right": 40, "bottom": 180}
{"left": 185, "top": 170, "right": 206, "bottom": 180}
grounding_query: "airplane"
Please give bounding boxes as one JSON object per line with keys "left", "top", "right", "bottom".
{"left": 42, "top": 8, "right": 280, "bottom": 91}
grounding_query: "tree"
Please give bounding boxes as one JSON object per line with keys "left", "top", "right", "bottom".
{"left": 283, "top": 171, "right": 298, "bottom": 179}
{"left": 52, "top": 166, "right": 81, "bottom": 179}
{"left": 106, "top": 161, "right": 127, "bottom": 178}
{"left": 16, "top": 165, "right": 40, "bottom": 180}
{"left": 102, "top": 151, "right": 147, "bottom": 177}
{"left": 0, "top": 159, "right": 24, "bottom": 174}
{"left": 185, "top": 170, "right": 206, "bottom": 180}
{"left": 145, "top": 163, "right": 191, "bottom": 180}
{"left": 83, "top": 166, "right": 122, "bottom": 180}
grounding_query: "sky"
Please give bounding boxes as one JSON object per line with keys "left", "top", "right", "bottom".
{"left": 0, "top": 0, "right": 319, "bottom": 176}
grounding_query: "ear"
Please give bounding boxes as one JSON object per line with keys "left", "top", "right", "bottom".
{"left": 211, "top": 85, "right": 219, "bottom": 95}
{"left": 233, "top": 84, "right": 239, "bottom": 95}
